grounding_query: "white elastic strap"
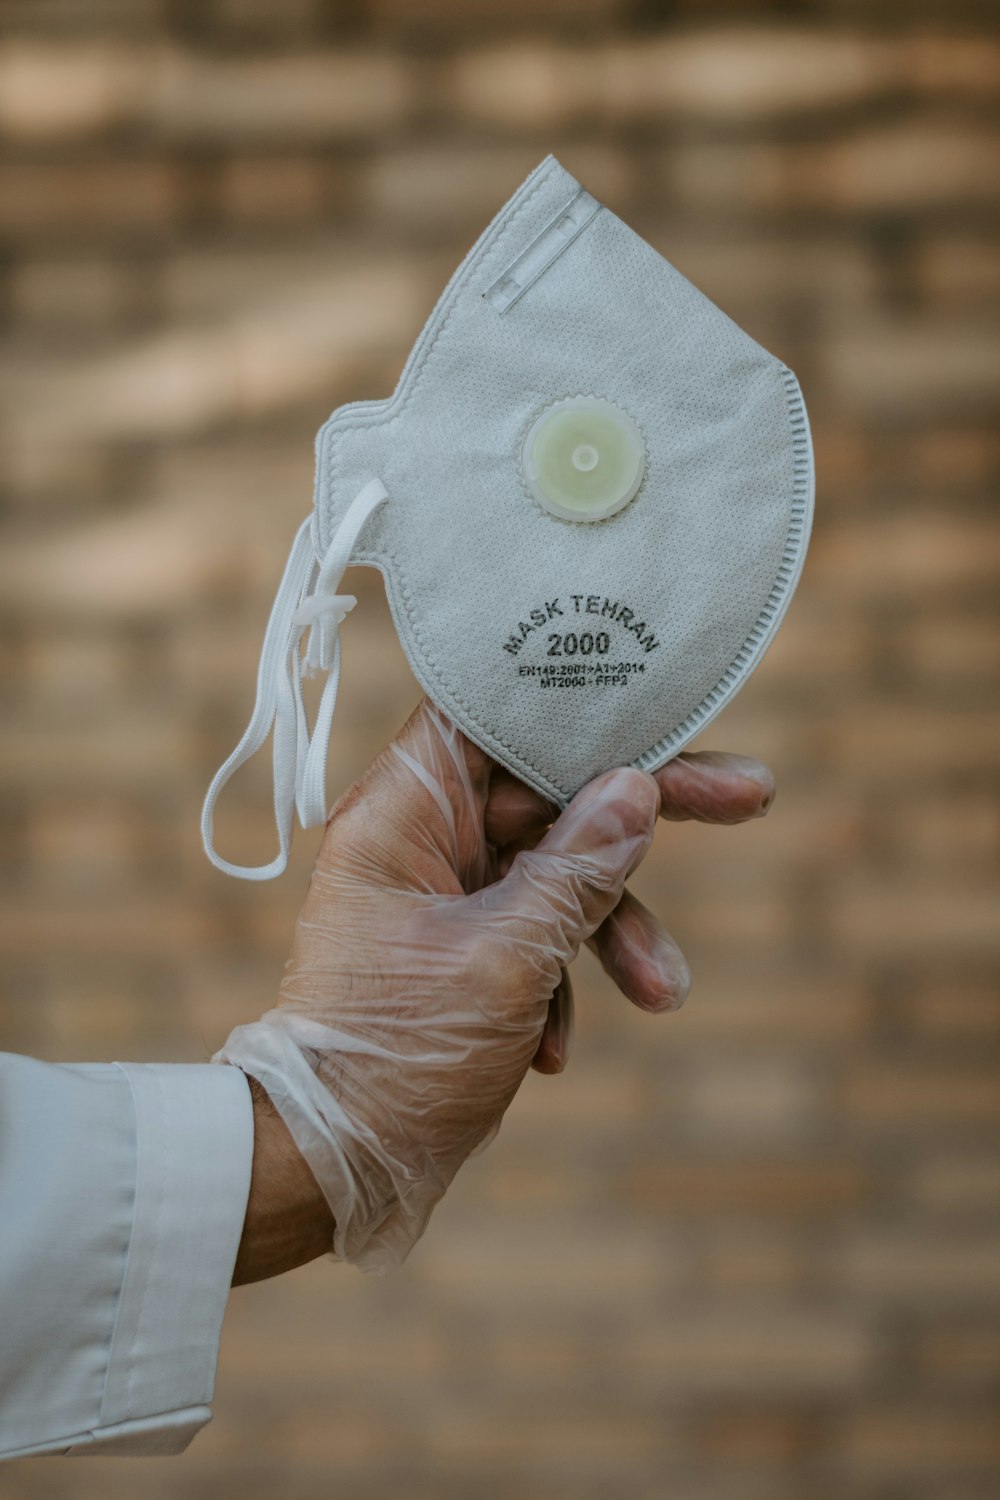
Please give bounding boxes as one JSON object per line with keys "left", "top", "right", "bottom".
{"left": 201, "top": 478, "right": 390, "bottom": 881}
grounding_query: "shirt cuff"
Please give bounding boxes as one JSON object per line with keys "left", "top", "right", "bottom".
{"left": 0, "top": 1057, "right": 254, "bottom": 1461}
{"left": 65, "top": 1062, "right": 255, "bottom": 1455}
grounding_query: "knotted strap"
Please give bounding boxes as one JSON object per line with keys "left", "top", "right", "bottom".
{"left": 201, "top": 478, "right": 390, "bottom": 880}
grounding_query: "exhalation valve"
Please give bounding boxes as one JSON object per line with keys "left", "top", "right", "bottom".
{"left": 521, "top": 396, "right": 647, "bottom": 523}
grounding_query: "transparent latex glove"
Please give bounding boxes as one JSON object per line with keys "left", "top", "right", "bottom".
{"left": 217, "top": 698, "right": 774, "bottom": 1274}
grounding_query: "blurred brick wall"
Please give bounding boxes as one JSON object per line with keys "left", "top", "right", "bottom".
{"left": 2, "top": 3, "right": 999, "bottom": 1498}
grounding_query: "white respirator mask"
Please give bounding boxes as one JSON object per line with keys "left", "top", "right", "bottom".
{"left": 202, "top": 153, "right": 815, "bottom": 880}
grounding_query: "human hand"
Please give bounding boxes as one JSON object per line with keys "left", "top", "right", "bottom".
{"left": 221, "top": 697, "right": 773, "bottom": 1276}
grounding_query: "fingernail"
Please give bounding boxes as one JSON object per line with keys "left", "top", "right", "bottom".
{"left": 752, "top": 772, "right": 777, "bottom": 818}
{"left": 643, "top": 935, "right": 691, "bottom": 1013}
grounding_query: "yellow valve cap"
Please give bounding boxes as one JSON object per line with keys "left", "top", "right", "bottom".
{"left": 522, "top": 397, "right": 646, "bottom": 523}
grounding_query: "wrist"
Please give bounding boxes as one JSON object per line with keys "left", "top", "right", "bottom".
{"left": 231, "top": 1072, "right": 335, "bottom": 1286}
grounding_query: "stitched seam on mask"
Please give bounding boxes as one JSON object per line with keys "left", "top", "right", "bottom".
{"left": 353, "top": 362, "right": 811, "bottom": 804}
{"left": 316, "top": 157, "right": 562, "bottom": 554}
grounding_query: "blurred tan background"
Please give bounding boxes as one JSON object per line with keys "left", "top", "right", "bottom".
{"left": 1, "top": 2, "right": 999, "bottom": 1498}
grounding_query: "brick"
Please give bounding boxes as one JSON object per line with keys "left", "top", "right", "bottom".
{"left": 211, "top": 0, "right": 322, "bottom": 40}
{"left": 159, "top": 240, "right": 409, "bottom": 321}
{"left": 877, "top": 794, "right": 999, "bottom": 883}
{"left": 628, "top": 835, "right": 803, "bottom": 948}
{"left": 449, "top": 33, "right": 1000, "bottom": 130}
{"left": 813, "top": 706, "right": 997, "bottom": 790}
{"left": 809, "top": 515, "right": 1000, "bottom": 602}
{"left": 846, "top": 1062, "right": 1000, "bottom": 1130}
{"left": 890, "top": 427, "right": 1000, "bottom": 495}
{"left": 809, "top": 425, "right": 1000, "bottom": 509}
{"left": 25, "top": 797, "right": 144, "bottom": 888}
{"left": 901, "top": 609, "right": 1000, "bottom": 685}
{"left": 624, "top": 1158, "right": 868, "bottom": 1217}
{"left": 418, "top": 1405, "right": 660, "bottom": 1466}
{"left": 601, "top": 31, "right": 896, "bottom": 124}
{"left": 0, "top": 501, "right": 234, "bottom": 618}
{"left": 627, "top": 1307, "right": 875, "bottom": 1393}
{"left": 414, "top": 1219, "right": 677, "bottom": 1310}
{"left": 153, "top": 48, "right": 413, "bottom": 142}
{"left": 9, "top": 254, "right": 138, "bottom": 332}
{"left": 216, "top": 155, "right": 328, "bottom": 225}
{"left": 0, "top": 710, "right": 191, "bottom": 792}
{"left": 824, "top": 317, "right": 1000, "bottom": 416}
{"left": 365, "top": 145, "right": 547, "bottom": 238}
{"left": 0, "top": 40, "right": 149, "bottom": 139}
{"left": 907, "top": 32, "right": 1000, "bottom": 95}
{"left": 0, "top": 894, "right": 211, "bottom": 956}
{"left": 0, "top": 434, "right": 120, "bottom": 510}
{"left": 673, "top": 1055, "right": 829, "bottom": 1142}
{"left": 0, "top": 160, "right": 181, "bottom": 241}
{"left": 842, "top": 1233, "right": 1000, "bottom": 1301}
{"left": 908, "top": 1152, "right": 1000, "bottom": 1215}
{"left": 693, "top": 1230, "right": 815, "bottom": 1298}
{"left": 689, "top": 1405, "right": 828, "bottom": 1467}
{"left": 2, "top": 256, "right": 431, "bottom": 448}
{"left": 916, "top": 236, "right": 1000, "bottom": 305}
{"left": 221, "top": 1311, "right": 446, "bottom": 1385}
{"left": 364, "top": 143, "right": 638, "bottom": 239}
{"left": 272, "top": 1403, "right": 392, "bottom": 1467}
{"left": 670, "top": 123, "right": 1000, "bottom": 216}
{"left": 497, "top": 1057, "right": 648, "bottom": 1135}
{"left": 475, "top": 1329, "right": 616, "bottom": 1389}
{"left": 1, "top": 0, "right": 164, "bottom": 32}
{"left": 904, "top": 979, "right": 1000, "bottom": 1043}
{"left": 646, "top": 964, "right": 871, "bottom": 1045}
{"left": 41, "top": 974, "right": 188, "bottom": 1062}
{"left": 452, "top": 1156, "right": 592, "bottom": 1213}
{"left": 448, "top": 42, "right": 593, "bottom": 132}
{"left": 831, "top": 874, "right": 1000, "bottom": 959}
{"left": 841, "top": 1407, "right": 1000, "bottom": 1472}
{"left": 649, "top": 233, "right": 877, "bottom": 321}
{"left": 600, "top": 918, "right": 868, "bottom": 1042}
{"left": 369, "top": 0, "right": 626, "bottom": 29}
{"left": 914, "top": 1323, "right": 1000, "bottom": 1386}
{"left": 820, "top": 120, "right": 1000, "bottom": 212}
{"left": 22, "top": 629, "right": 134, "bottom": 705}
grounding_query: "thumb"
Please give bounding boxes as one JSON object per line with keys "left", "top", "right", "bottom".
{"left": 476, "top": 767, "right": 660, "bottom": 966}
{"left": 321, "top": 698, "right": 494, "bottom": 896}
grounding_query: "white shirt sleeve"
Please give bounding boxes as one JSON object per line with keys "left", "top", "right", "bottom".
{"left": 0, "top": 1053, "right": 254, "bottom": 1459}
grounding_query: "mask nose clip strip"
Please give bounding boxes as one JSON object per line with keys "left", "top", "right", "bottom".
{"left": 201, "top": 477, "right": 390, "bottom": 881}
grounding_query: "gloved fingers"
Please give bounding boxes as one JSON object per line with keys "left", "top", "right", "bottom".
{"left": 476, "top": 766, "right": 660, "bottom": 970}
{"left": 530, "top": 967, "right": 575, "bottom": 1075}
{"left": 653, "top": 750, "right": 775, "bottom": 823}
{"left": 497, "top": 827, "right": 690, "bottom": 1015}
{"left": 486, "top": 752, "right": 770, "bottom": 1006}
{"left": 584, "top": 887, "right": 691, "bottom": 1013}
{"left": 490, "top": 784, "right": 687, "bottom": 1015}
